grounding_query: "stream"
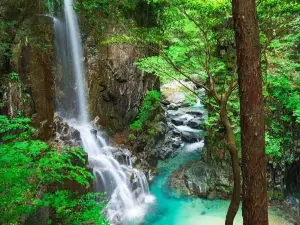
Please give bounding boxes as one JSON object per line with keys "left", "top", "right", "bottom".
{"left": 143, "top": 82, "right": 293, "bottom": 225}
{"left": 144, "top": 143, "right": 292, "bottom": 225}
{"left": 144, "top": 142, "right": 242, "bottom": 225}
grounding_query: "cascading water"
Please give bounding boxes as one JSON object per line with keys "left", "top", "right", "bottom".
{"left": 52, "top": 0, "right": 154, "bottom": 223}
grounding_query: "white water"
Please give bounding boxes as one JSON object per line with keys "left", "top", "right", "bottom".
{"left": 64, "top": 0, "right": 88, "bottom": 123}
{"left": 53, "top": 0, "right": 154, "bottom": 223}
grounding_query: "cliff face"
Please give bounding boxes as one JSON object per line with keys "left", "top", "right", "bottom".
{"left": 0, "top": 1, "right": 55, "bottom": 140}
{"left": 86, "top": 40, "right": 159, "bottom": 132}
{"left": 0, "top": 0, "right": 158, "bottom": 138}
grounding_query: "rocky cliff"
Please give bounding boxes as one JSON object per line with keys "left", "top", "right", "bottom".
{"left": 0, "top": 0, "right": 159, "bottom": 139}
{"left": 85, "top": 38, "right": 159, "bottom": 132}
{"left": 0, "top": 0, "right": 55, "bottom": 140}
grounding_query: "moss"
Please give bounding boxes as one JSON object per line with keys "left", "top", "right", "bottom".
{"left": 130, "top": 90, "right": 161, "bottom": 132}
{"left": 216, "top": 185, "right": 233, "bottom": 194}
{"left": 267, "top": 190, "right": 285, "bottom": 201}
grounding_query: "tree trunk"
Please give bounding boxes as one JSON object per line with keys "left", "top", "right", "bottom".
{"left": 232, "top": 0, "right": 268, "bottom": 224}
{"left": 220, "top": 102, "right": 241, "bottom": 225}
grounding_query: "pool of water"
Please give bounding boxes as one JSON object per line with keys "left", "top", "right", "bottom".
{"left": 143, "top": 143, "right": 292, "bottom": 225}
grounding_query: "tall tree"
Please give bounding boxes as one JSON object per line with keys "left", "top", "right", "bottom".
{"left": 232, "top": 0, "right": 268, "bottom": 224}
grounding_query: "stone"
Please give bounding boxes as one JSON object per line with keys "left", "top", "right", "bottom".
{"left": 171, "top": 118, "right": 184, "bottom": 126}
{"left": 167, "top": 110, "right": 183, "bottom": 118}
{"left": 71, "top": 129, "right": 81, "bottom": 141}
{"left": 92, "top": 116, "right": 103, "bottom": 130}
{"left": 155, "top": 122, "right": 167, "bottom": 138}
{"left": 186, "top": 118, "right": 203, "bottom": 129}
{"left": 169, "top": 160, "right": 234, "bottom": 199}
{"left": 172, "top": 139, "right": 182, "bottom": 148}
{"left": 114, "top": 73, "right": 128, "bottom": 83}
{"left": 184, "top": 163, "right": 213, "bottom": 198}
{"left": 90, "top": 129, "right": 97, "bottom": 136}
{"left": 207, "top": 191, "right": 217, "bottom": 200}
{"left": 181, "top": 132, "right": 201, "bottom": 143}
{"left": 173, "top": 129, "right": 181, "bottom": 136}
{"left": 168, "top": 103, "right": 180, "bottom": 110}
{"left": 98, "top": 131, "right": 110, "bottom": 145}
{"left": 86, "top": 37, "right": 159, "bottom": 132}
{"left": 107, "top": 147, "right": 132, "bottom": 165}
{"left": 186, "top": 111, "right": 203, "bottom": 116}
{"left": 161, "top": 99, "right": 171, "bottom": 106}
{"left": 159, "top": 147, "right": 173, "bottom": 160}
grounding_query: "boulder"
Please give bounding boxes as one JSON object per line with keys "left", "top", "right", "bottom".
{"left": 168, "top": 103, "right": 180, "bottom": 110}
{"left": 186, "top": 111, "right": 203, "bottom": 117}
{"left": 158, "top": 147, "right": 174, "bottom": 160}
{"left": 171, "top": 118, "right": 185, "bottom": 126}
{"left": 71, "top": 129, "right": 81, "bottom": 141}
{"left": 181, "top": 131, "right": 201, "bottom": 143}
{"left": 109, "top": 147, "right": 132, "bottom": 166}
{"left": 184, "top": 163, "right": 214, "bottom": 198}
{"left": 167, "top": 110, "right": 183, "bottom": 118}
{"left": 161, "top": 99, "right": 171, "bottom": 106}
{"left": 173, "top": 129, "right": 181, "bottom": 136}
{"left": 177, "top": 161, "right": 234, "bottom": 199}
{"left": 172, "top": 139, "right": 182, "bottom": 148}
{"left": 186, "top": 119, "right": 203, "bottom": 129}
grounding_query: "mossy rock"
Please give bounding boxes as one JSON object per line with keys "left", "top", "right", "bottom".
{"left": 268, "top": 190, "right": 285, "bottom": 201}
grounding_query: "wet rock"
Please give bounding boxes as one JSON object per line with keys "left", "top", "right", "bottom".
{"left": 186, "top": 111, "right": 203, "bottom": 117}
{"left": 184, "top": 163, "right": 213, "bottom": 198}
{"left": 167, "top": 110, "right": 183, "bottom": 118}
{"left": 207, "top": 191, "right": 217, "bottom": 200}
{"left": 186, "top": 118, "right": 203, "bottom": 129}
{"left": 155, "top": 122, "right": 168, "bottom": 139}
{"left": 183, "top": 161, "right": 233, "bottom": 199}
{"left": 172, "top": 138, "right": 182, "bottom": 148}
{"left": 159, "top": 147, "right": 173, "bottom": 160}
{"left": 86, "top": 37, "right": 159, "bottom": 132}
{"left": 168, "top": 103, "right": 180, "bottom": 110}
{"left": 98, "top": 131, "right": 110, "bottom": 144}
{"left": 171, "top": 118, "right": 184, "bottom": 126}
{"left": 90, "top": 129, "right": 97, "bottom": 136}
{"left": 71, "top": 129, "right": 81, "bottom": 141}
{"left": 173, "top": 129, "right": 181, "bottom": 136}
{"left": 110, "top": 147, "right": 132, "bottom": 165}
{"left": 181, "top": 131, "right": 201, "bottom": 143}
{"left": 92, "top": 116, "right": 103, "bottom": 130}
{"left": 161, "top": 99, "right": 171, "bottom": 106}
{"left": 114, "top": 73, "right": 129, "bottom": 83}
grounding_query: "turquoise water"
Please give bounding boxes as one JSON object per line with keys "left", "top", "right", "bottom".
{"left": 143, "top": 144, "right": 291, "bottom": 225}
{"left": 144, "top": 144, "right": 244, "bottom": 225}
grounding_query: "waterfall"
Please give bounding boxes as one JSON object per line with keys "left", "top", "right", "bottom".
{"left": 52, "top": 0, "right": 154, "bottom": 223}
{"left": 63, "top": 0, "right": 88, "bottom": 123}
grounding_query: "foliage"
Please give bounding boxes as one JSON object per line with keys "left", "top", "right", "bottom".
{"left": 184, "top": 91, "right": 197, "bottom": 106}
{"left": 130, "top": 90, "right": 161, "bottom": 132}
{"left": 10, "top": 72, "right": 20, "bottom": 81}
{"left": 0, "top": 19, "right": 17, "bottom": 57}
{"left": 0, "top": 115, "right": 108, "bottom": 224}
{"left": 131, "top": 0, "right": 300, "bottom": 160}
{"left": 258, "top": 0, "right": 300, "bottom": 158}
{"left": 128, "top": 133, "right": 136, "bottom": 141}
{"left": 75, "top": 0, "right": 142, "bottom": 44}
{"left": 41, "top": 191, "right": 108, "bottom": 225}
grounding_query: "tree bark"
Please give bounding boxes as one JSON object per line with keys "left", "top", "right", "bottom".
{"left": 232, "top": 0, "right": 268, "bottom": 224}
{"left": 220, "top": 102, "right": 241, "bottom": 225}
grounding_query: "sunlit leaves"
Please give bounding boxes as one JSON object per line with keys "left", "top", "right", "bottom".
{"left": 130, "top": 90, "right": 161, "bottom": 131}
{"left": 0, "top": 115, "right": 107, "bottom": 224}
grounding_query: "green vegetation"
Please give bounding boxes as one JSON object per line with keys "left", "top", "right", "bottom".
{"left": 130, "top": 90, "right": 161, "bottom": 132}
{"left": 0, "top": 115, "right": 108, "bottom": 225}
{"left": 120, "top": 0, "right": 299, "bottom": 160}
